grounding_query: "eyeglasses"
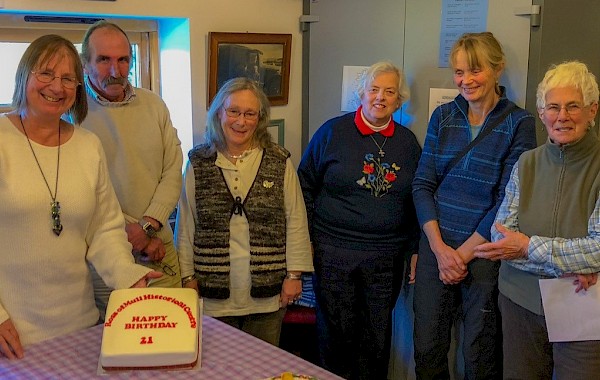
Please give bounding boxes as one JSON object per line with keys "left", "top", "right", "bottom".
{"left": 133, "top": 252, "right": 176, "bottom": 276}
{"left": 367, "top": 87, "right": 398, "bottom": 98}
{"left": 224, "top": 108, "right": 260, "bottom": 121}
{"left": 156, "top": 262, "right": 177, "bottom": 276}
{"left": 31, "top": 71, "right": 80, "bottom": 90}
{"left": 542, "top": 103, "right": 584, "bottom": 118}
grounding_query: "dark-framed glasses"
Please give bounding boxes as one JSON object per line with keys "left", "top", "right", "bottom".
{"left": 157, "top": 262, "right": 177, "bottom": 276}
{"left": 133, "top": 252, "right": 176, "bottom": 276}
{"left": 224, "top": 108, "right": 259, "bottom": 121}
{"left": 31, "top": 71, "right": 80, "bottom": 90}
{"left": 543, "top": 103, "right": 584, "bottom": 118}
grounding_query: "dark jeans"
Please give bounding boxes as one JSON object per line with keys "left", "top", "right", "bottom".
{"left": 413, "top": 237, "right": 502, "bottom": 380}
{"left": 313, "top": 241, "right": 406, "bottom": 380}
{"left": 499, "top": 293, "right": 600, "bottom": 380}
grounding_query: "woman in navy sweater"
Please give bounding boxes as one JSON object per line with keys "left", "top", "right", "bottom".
{"left": 298, "top": 61, "right": 421, "bottom": 380}
{"left": 412, "top": 32, "right": 537, "bottom": 379}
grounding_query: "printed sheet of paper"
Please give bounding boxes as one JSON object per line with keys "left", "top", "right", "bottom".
{"left": 539, "top": 277, "right": 600, "bottom": 342}
{"left": 439, "top": 0, "right": 488, "bottom": 67}
{"left": 341, "top": 66, "right": 368, "bottom": 112}
{"left": 428, "top": 88, "right": 459, "bottom": 121}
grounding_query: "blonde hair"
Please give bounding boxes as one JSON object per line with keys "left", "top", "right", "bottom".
{"left": 449, "top": 32, "right": 505, "bottom": 95}
{"left": 12, "top": 34, "right": 87, "bottom": 124}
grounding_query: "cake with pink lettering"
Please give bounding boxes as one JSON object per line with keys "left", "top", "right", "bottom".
{"left": 100, "top": 288, "right": 201, "bottom": 371}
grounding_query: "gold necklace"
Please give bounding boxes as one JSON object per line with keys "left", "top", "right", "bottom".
{"left": 19, "top": 116, "right": 63, "bottom": 236}
{"left": 369, "top": 135, "right": 388, "bottom": 157}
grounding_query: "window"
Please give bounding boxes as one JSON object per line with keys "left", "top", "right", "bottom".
{"left": 0, "top": 15, "right": 158, "bottom": 111}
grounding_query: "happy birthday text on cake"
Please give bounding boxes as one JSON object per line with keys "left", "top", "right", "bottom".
{"left": 104, "top": 294, "right": 197, "bottom": 328}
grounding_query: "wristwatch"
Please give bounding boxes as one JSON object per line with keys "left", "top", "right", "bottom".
{"left": 139, "top": 219, "right": 158, "bottom": 238}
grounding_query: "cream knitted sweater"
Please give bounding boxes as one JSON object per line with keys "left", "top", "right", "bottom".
{"left": 0, "top": 115, "right": 151, "bottom": 346}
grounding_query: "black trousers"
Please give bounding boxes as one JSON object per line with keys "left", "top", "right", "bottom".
{"left": 413, "top": 236, "right": 502, "bottom": 380}
{"left": 313, "top": 241, "right": 406, "bottom": 380}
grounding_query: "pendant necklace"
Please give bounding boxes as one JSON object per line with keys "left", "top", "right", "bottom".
{"left": 19, "top": 116, "right": 63, "bottom": 236}
{"left": 369, "top": 135, "right": 388, "bottom": 157}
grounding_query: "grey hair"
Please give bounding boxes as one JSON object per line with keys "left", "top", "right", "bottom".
{"left": 537, "top": 61, "right": 599, "bottom": 127}
{"left": 204, "top": 77, "right": 272, "bottom": 153}
{"left": 356, "top": 61, "right": 410, "bottom": 105}
{"left": 536, "top": 61, "right": 599, "bottom": 108}
{"left": 81, "top": 20, "right": 133, "bottom": 68}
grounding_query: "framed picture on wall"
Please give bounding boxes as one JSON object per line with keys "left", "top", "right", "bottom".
{"left": 208, "top": 32, "right": 292, "bottom": 107}
{"left": 268, "top": 119, "right": 285, "bottom": 146}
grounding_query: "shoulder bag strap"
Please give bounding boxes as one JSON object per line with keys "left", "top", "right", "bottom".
{"left": 437, "top": 104, "right": 517, "bottom": 186}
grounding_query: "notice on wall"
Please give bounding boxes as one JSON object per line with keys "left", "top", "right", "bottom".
{"left": 341, "top": 65, "right": 369, "bottom": 112}
{"left": 428, "top": 88, "right": 459, "bottom": 121}
{"left": 439, "top": 0, "right": 488, "bottom": 67}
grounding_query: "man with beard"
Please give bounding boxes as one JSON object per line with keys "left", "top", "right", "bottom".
{"left": 79, "top": 21, "right": 183, "bottom": 320}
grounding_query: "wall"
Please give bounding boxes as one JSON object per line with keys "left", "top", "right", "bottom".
{"left": 307, "top": 0, "right": 406, "bottom": 139}
{"left": 403, "top": 0, "right": 532, "bottom": 146}
{"left": 0, "top": 0, "right": 306, "bottom": 164}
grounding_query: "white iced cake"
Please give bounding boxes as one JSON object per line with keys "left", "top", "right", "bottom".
{"left": 100, "top": 287, "right": 201, "bottom": 370}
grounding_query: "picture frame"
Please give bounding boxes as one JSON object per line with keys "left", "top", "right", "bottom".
{"left": 268, "top": 119, "right": 285, "bottom": 146}
{"left": 208, "top": 32, "right": 292, "bottom": 107}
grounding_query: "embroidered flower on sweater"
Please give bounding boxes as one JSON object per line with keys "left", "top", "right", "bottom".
{"left": 356, "top": 153, "right": 399, "bottom": 197}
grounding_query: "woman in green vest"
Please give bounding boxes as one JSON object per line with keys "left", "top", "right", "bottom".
{"left": 474, "top": 61, "right": 600, "bottom": 379}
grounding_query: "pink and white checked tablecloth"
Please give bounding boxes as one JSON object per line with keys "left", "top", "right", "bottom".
{"left": 0, "top": 316, "right": 343, "bottom": 379}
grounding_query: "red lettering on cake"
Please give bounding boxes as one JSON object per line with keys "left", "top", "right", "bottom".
{"left": 104, "top": 294, "right": 197, "bottom": 327}
{"left": 139, "top": 336, "right": 154, "bottom": 344}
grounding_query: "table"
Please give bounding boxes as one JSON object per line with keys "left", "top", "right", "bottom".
{"left": 0, "top": 316, "right": 344, "bottom": 379}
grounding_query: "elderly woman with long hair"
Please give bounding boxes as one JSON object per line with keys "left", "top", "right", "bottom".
{"left": 175, "top": 77, "right": 313, "bottom": 346}
{"left": 298, "top": 61, "right": 421, "bottom": 380}
{"left": 0, "top": 35, "right": 158, "bottom": 360}
{"left": 475, "top": 61, "right": 600, "bottom": 379}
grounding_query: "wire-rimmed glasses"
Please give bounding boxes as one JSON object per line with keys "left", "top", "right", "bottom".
{"left": 224, "top": 108, "right": 260, "bottom": 121}
{"left": 542, "top": 103, "right": 584, "bottom": 118}
{"left": 31, "top": 71, "right": 80, "bottom": 89}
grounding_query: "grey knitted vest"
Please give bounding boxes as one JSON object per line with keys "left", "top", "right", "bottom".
{"left": 188, "top": 144, "right": 289, "bottom": 299}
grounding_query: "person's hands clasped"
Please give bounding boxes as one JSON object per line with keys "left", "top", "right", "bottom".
{"left": 126, "top": 222, "right": 151, "bottom": 252}
{"left": 142, "top": 237, "right": 166, "bottom": 262}
{"left": 473, "top": 223, "right": 529, "bottom": 261}
{"left": 280, "top": 277, "right": 302, "bottom": 307}
{"left": 0, "top": 319, "right": 24, "bottom": 360}
{"left": 433, "top": 243, "right": 467, "bottom": 285}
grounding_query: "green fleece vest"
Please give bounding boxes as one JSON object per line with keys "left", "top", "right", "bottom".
{"left": 499, "top": 131, "right": 600, "bottom": 315}
{"left": 188, "top": 144, "right": 289, "bottom": 299}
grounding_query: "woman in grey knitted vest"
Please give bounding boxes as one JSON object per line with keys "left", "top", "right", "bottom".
{"left": 175, "top": 78, "right": 313, "bottom": 346}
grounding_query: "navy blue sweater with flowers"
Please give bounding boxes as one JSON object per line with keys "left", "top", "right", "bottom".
{"left": 298, "top": 110, "right": 421, "bottom": 251}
